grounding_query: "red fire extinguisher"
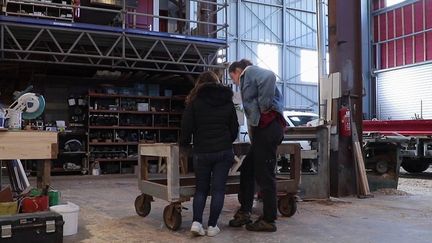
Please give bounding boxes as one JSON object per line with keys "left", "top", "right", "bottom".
{"left": 339, "top": 106, "right": 351, "bottom": 137}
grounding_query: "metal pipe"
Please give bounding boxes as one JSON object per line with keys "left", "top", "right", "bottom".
{"left": 316, "top": 0, "right": 327, "bottom": 120}
{"left": 373, "top": 27, "right": 432, "bottom": 45}
{"left": 1, "top": 58, "right": 221, "bottom": 74}
{"left": 421, "top": 100, "right": 423, "bottom": 119}
{"left": 316, "top": 0, "right": 327, "bottom": 77}
{"left": 2, "top": 49, "right": 224, "bottom": 68}
{"left": 241, "top": 0, "right": 317, "bottom": 15}
{"left": 236, "top": 0, "right": 240, "bottom": 61}
{"left": 122, "top": 0, "right": 126, "bottom": 30}
{"left": 231, "top": 38, "right": 319, "bottom": 51}
{"left": 1, "top": 25, "right": 4, "bottom": 60}
{"left": 374, "top": 58, "right": 432, "bottom": 73}
{"left": 281, "top": 0, "right": 286, "bottom": 102}
{"left": 367, "top": 0, "right": 375, "bottom": 119}
{"left": 191, "top": 0, "right": 225, "bottom": 7}
{"left": 128, "top": 11, "right": 225, "bottom": 27}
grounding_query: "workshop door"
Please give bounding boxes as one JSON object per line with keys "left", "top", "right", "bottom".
{"left": 376, "top": 63, "right": 432, "bottom": 120}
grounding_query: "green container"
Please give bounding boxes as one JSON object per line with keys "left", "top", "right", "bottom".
{"left": 48, "top": 190, "right": 60, "bottom": 206}
{"left": 29, "top": 188, "right": 43, "bottom": 197}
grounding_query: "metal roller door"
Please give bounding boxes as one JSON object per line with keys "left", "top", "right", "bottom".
{"left": 377, "top": 63, "right": 432, "bottom": 120}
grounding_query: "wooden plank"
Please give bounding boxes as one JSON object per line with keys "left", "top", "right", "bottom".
{"left": 353, "top": 141, "right": 369, "bottom": 194}
{"left": 139, "top": 180, "right": 169, "bottom": 201}
{"left": 0, "top": 131, "right": 57, "bottom": 160}
{"left": 0, "top": 131, "right": 57, "bottom": 143}
{"left": 0, "top": 143, "right": 57, "bottom": 160}
{"left": 138, "top": 144, "right": 181, "bottom": 201}
{"left": 167, "top": 145, "right": 180, "bottom": 202}
{"left": 351, "top": 120, "right": 371, "bottom": 196}
{"left": 139, "top": 143, "right": 176, "bottom": 157}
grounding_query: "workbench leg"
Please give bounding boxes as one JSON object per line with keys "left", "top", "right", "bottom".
{"left": 37, "top": 160, "right": 51, "bottom": 189}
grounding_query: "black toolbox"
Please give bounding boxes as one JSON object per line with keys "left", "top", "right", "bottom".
{"left": 0, "top": 211, "right": 64, "bottom": 243}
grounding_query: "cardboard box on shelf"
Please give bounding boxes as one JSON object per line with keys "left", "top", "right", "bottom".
{"left": 137, "top": 103, "right": 149, "bottom": 112}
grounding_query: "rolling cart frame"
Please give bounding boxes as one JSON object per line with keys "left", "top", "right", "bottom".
{"left": 134, "top": 142, "right": 301, "bottom": 230}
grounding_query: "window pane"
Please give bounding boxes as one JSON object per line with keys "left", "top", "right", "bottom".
{"left": 386, "top": 0, "right": 406, "bottom": 7}
{"left": 257, "top": 44, "right": 279, "bottom": 78}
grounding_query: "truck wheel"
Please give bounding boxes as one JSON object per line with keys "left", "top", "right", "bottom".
{"left": 401, "top": 159, "right": 430, "bottom": 173}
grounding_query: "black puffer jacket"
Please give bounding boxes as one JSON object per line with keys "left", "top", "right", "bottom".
{"left": 180, "top": 83, "right": 239, "bottom": 153}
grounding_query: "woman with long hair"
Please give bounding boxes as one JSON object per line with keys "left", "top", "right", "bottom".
{"left": 180, "top": 71, "right": 239, "bottom": 237}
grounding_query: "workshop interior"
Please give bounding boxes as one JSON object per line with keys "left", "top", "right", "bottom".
{"left": 0, "top": 0, "right": 432, "bottom": 242}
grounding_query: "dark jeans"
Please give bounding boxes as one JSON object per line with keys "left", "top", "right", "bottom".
{"left": 239, "top": 119, "right": 284, "bottom": 222}
{"left": 193, "top": 148, "right": 234, "bottom": 227}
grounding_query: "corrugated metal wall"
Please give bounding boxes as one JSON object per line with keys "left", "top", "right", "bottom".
{"left": 372, "top": 0, "right": 432, "bottom": 70}
{"left": 377, "top": 63, "right": 432, "bottom": 120}
{"left": 227, "top": 0, "right": 323, "bottom": 112}
{"left": 372, "top": 0, "right": 432, "bottom": 119}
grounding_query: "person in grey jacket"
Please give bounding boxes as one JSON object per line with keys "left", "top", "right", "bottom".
{"left": 228, "top": 59, "right": 286, "bottom": 232}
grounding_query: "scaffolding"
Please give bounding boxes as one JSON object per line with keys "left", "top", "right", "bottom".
{"left": 0, "top": 0, "right": 228, "bottom": 74}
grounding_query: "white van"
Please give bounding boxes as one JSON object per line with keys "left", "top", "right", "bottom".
{"left": 283, "top": 111, "right": 319, "bottom": 128}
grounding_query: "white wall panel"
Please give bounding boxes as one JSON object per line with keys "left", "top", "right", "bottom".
{"left": 377, "top": 63, "right": 432, "bottom": 120}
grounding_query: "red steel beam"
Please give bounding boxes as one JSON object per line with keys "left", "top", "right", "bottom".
{"left": 363, "top": 120, "right": 432, "bottom": 136}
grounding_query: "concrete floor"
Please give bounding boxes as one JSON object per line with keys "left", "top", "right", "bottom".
{"left": 44, "top": 170, "right": 432, "bottom": 243}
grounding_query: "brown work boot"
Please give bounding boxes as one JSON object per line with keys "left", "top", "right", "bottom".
{"left": 245, "top": 218, "right": 277, "bottom": 232}
{"left": 229, "top": 210, "right": 252, "bottom": 227}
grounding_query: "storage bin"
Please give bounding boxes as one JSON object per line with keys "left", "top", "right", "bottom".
{"left": 50, "top": 202, "right": 79, "bottom": 236}
{"left": 0, "top": 201, "right": 18, "bottom": 215}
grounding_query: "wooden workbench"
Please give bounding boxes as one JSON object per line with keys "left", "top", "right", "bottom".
{"left": 0, "top": 130, "right": 58, "bottom": 189}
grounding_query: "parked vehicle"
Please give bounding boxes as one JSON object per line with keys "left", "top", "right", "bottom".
{"left": 363, "top": 119, "right": 432, "bottom": 173}
{"left": 282, "top": 111, "right": 319, "bottom": 173}
{"left": 283, "top": 111, "right": 318, "bottom": 128}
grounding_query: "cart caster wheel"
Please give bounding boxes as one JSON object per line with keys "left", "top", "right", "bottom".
{"left": 135, "top": 194, "right": 152, "bottom": 217}
{"left": 163, "top": 204, "right": 182, "bottom": 231}
{"left": 278, "top": 196, "right": 297, "bottom": 217}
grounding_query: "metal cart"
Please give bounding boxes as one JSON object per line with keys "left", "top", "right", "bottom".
{"left": 134, "top": 142, "right": 301, "bottom": 231}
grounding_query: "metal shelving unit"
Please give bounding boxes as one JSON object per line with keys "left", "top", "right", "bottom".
{"left": 89, "top": 126, "right": 180, "bottom": 130}
{"left": 3, "top": 0, "right": 73, "bottom": 22}
{"left": 87, "top": 91, "right": 185, "bottom": 174}
{"left": 53, "top": 130, "right": 88, "bottom": 174}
